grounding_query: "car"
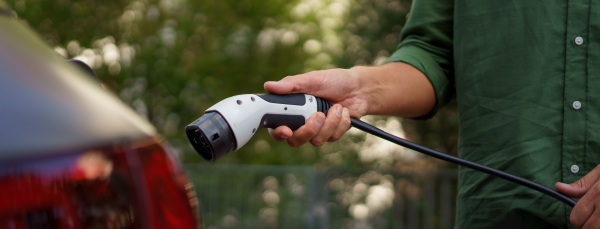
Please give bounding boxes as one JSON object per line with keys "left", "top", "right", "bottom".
{"left": 0, "top": 6, "right": 201, "bottom": 229}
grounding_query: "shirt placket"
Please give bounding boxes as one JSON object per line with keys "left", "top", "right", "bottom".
{"left": 562, "top": 0, "right": 590, "bottom": 224}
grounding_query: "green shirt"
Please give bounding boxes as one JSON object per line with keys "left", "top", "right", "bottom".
{"left": 386, "top": 0, "right": 600, "bottom": 228}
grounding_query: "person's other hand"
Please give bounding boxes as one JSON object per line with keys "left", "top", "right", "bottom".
{"left": 263, "top": 68, "right": 367, "bottom": 147}
{"left": 556, "top": 165, "right": 600, "bottom": 228}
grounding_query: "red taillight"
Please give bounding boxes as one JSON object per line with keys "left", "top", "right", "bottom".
{"left": 0, "top": 139, "right": 199, "bottom": 228}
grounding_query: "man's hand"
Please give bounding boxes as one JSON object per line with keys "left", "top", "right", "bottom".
{"left": 556, "top": 165, "right": 600, "bottom": 228}
{"left": 263, "top": 62, "right": 436, "bottom": 147}
{"left": 264, "top": 68, "right": 364, "bottom": 147}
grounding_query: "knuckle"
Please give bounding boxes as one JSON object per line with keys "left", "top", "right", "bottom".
{"left": 311, "top": 138, "right": 325, "bottom": 146}
{"left": 341, "top": 116, "right": 351, "bottom": 127}
{"left": 570, "top": 206, "right": 584, "bottom": 228}
{"left": 570, "top": 215, "right": 578, "bottom": 227}
{"left": 329, "top": 135, "right": 340, "bottom": 141}
{"left": 287, "top": 140, "right": 302, "bottom": 148}
{"left": 592, "top": 183, "right": 600, "bottom": 195}
{"left": 576, "top": 178, "right": 587, "bottom": 189}
{"left": 328, "top": 135, "right": 341, "bottom": 142}
{"left": 325, "top": 115, "right": 340, "bottom": 126}
{"left": 305, "top": 126, "right": 320, "bottom": 136}
{"left": 270, "top": 134, "right": 282, "bottom": 141}
{"left": 329, "top": 132, "right": 344, "bottom": 142}
{"left": 329, "top": 125, "right": 350, "bottom": 142}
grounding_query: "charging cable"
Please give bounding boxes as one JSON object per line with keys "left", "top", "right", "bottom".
{"left": 351, "top": 118, "right": 577, "bottom": 207}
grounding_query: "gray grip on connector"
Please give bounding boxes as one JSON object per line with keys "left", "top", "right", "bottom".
{"left": 259, "top": 114, "right": 305, "bottom": 130}
{"left": 258, "top": 94, "right": 306, "bottom": 105}
{"left": 316, "top": 97, "right": 333, "bottom": 114}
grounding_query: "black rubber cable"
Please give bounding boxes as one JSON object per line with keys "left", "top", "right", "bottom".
{"left": 350, "top": 118, "right": 577, "bottom": 207}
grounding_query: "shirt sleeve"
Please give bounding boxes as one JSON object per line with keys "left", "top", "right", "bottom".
{"left": 385, "top": 0, "right": 455, "bottom": 119}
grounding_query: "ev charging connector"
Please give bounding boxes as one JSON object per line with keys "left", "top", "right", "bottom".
{"left": 186, "top": 94, "right": 331, "bottom": 162}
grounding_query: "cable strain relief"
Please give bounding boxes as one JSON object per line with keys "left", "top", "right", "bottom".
{"left": 316, "top": 97, "right": 333, "bottom": 115}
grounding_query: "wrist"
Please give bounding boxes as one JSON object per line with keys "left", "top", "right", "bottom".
{"left": 347, "top": 65, "right": 379, "bottom": 115}
{"left": 348, "top": 63, "right": 436, "bottom": 118}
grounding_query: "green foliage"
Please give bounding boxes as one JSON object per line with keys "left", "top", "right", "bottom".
{"left": 7, "top": 0, "right": 458, "bottom": 167}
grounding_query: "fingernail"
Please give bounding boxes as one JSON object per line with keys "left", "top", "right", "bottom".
{"left": 280, "top": 134, "right": 289, "bottom": 140}
{"left": 336, "top": 105, "right": 343, "bottom": 117}
{"left": 315, "top": 114, "right": 325, "bottom": 127}
{"left": 343, "top": 108, "right": 349, "bottom": 117}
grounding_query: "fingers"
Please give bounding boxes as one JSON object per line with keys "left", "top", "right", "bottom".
{"left": 310, "top": 104, "right": 346, "bottom": 146}
{"left": 570, "top": 181, "right": 600, "bottom": 229}
{"left": 557, "top": 165, "right": 600, "bottom": 198}
{"left": 556, "top": 165, "right": 600, "bottom": 228}
{"left": 328, "top": 107, "right": 351, "bottom": 142}
{"left": 287, "top": 112, "right": 326, "bottom": 147}
{"left": 556, "top": 182, "right": 585, "bottom": 198}
{"left": 580, "top": 208, "right": 600, "bottom": 229}
{"left": 570, "top": 191, "right": 596, "bottom": 228}
{"left": 268, "top": 126, "right": 293, "bottom": 142}
{"left": 268, "top": 104, "right": 351, "bottom": 147}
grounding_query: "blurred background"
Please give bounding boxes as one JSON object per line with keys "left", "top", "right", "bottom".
{"left": 6, "top": 0, "right": 459, "bottom": 228}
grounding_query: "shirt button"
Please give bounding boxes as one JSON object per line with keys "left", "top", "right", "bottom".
{"left": 571, "top": 164, "right": 580, "bottom": 174}
{"left": 575, "top": 36, "right": 584, "bottom": 45}
{"left": 573, "top": 101, "right": 582, "bottom": 110}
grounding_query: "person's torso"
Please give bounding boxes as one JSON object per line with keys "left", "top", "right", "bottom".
{"left": 453, "top": 1, "right": 600, "bottom": 228}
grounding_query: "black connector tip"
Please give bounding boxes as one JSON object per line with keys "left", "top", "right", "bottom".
{"left": 185, "top": 112, "right": 236, "bottom": 162}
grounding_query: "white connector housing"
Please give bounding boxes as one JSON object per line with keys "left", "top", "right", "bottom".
{"left": 205, "top": 94, "right": 318, "bottom": 150}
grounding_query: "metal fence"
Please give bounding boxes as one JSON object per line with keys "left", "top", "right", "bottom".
{"left": 184, "top": 165, "right": 457, "bottom": 229}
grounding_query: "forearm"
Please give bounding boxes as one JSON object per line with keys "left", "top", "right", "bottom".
{"left": 351, "top": 62, "right": 436, "bottom": 118}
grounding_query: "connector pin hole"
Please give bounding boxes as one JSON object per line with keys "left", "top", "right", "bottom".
{"left": 211, "top": 133, "right": 220, "bottom": 141}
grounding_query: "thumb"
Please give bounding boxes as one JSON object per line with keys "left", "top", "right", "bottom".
{"left": 556, "top": 165, "right": 600, "bottom": 198}
{"left": 264, "top": 72, "right": 324, "bottom": 95}
{"left": 264, "top": 79, "right": 295, "bottom": 95}
{"left": 555, "top": 182, "right": 586, "bottom": 198}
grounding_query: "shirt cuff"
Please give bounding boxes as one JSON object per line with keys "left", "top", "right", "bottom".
{"left": 384, "top": 44, "right": 452, "bottom": 119}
